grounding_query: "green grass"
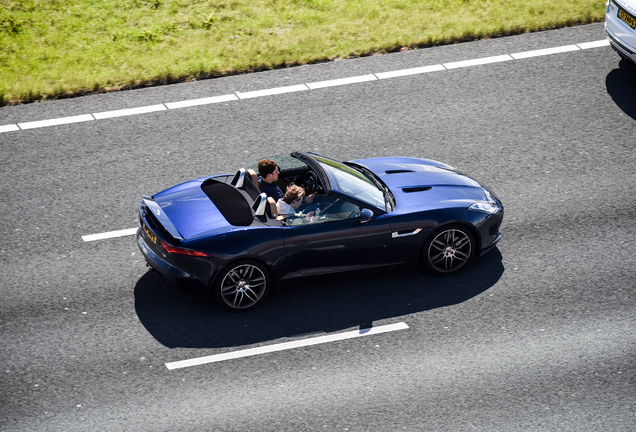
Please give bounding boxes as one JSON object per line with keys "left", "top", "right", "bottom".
{"left": 0, "top": 0, "right": 605, "bottom": 106}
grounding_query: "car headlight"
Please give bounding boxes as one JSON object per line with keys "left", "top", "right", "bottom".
{"left": 469, "top": 201, "right": 501, "bottom": 214}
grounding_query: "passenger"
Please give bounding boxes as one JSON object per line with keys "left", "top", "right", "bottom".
{"left": 257, "top": 159, "right": 284, "bottom": 201}
{"left": 277, "top": 184, "right": 315, "bottom": 223}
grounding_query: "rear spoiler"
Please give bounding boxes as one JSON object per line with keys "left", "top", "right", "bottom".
{"left": 142, "top": 198, "right": 184, "bottom": 242}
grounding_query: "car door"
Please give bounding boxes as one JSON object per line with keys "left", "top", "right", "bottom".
{"left": 279, "top": 196, "right": 393, "bottom": 278}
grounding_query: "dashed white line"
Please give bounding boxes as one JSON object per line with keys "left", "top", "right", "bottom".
{"left": 1, "top": 39, "right": 610, "bottom": 135}
{"left": 165, "top": 322, "right": 409, "bottom": 369}
{"left": 375, "top": 64, "right": 446, "bottom": 79}
{"left": 236, "top": 84, "right": 309, "bottom": 99}
{"left": 306, "top": 74, "right": 378, "bottom": 89}
{"left": 81, "top": 227, "right": 138, "bottom": 242}
{"left": 510, "top": 44, "right": 580, "bottom": 59}
{"left": 578, "top": 40, "right": 610, "bottom": 49}
{"left": 93, "top": 104, "right": 167, "bottom": 120}
{"left": 18, "top": 114, "right": 95, "bottom": 130}
{"left": 0, "top": 124, "right": 20, "bottom": 133}
{"left": 443, "top": 54, "right": 513, "bottom": 69}
{"left": 165, "top": 94, "right": 238, "bottom": 109}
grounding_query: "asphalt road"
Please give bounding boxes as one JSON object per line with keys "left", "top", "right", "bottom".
{"left": 1, "top": 22, "right": 635, "bottom": 431}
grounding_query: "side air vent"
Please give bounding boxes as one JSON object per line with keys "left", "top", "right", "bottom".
{"left": 402, "top": 186, "right": 432, "bottom": 193}
{"left": 385, "top": 169, "right": 415, "bottom": 174}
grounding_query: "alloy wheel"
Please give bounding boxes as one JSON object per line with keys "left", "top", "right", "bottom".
{"left": 427, "top": 228, "right": 473, "bottom": 274}
{"left": 219, "top": 263, "right": 268, "bottom": 310}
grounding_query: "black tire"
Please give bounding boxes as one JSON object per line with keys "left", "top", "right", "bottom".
{"left": 213, "top": 260, "right": 271, "bottom": 311}
{"left": 422, "top": 224, "right": 475, "bottom": 275}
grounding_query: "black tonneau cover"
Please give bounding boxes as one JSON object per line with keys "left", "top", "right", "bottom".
{"left": 201, "top": 179, "right": 253, "bottom": 226}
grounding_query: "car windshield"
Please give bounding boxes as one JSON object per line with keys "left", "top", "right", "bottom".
{"left": 312, "top": 155, "right": 386, "bottom": 210}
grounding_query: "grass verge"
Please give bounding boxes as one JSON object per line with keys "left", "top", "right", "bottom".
{"left": 0, "top": 0, "right": 605, "bottom": 106}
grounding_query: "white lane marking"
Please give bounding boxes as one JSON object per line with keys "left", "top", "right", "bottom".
{"left": 510, "top": 44, "right": 579, "bottom": 59}
{"left": 165, "top": 322, "right": 410, "bottom": 370}
{"left": 306, "top": 74, "right": 377, "bottom": 89}
{"left": 376, "top": 64, "right": 446, "bottom": 79}
{"left": 443, "top": 54, "right": 513, "bottom": 69}
{"left": 578, "top": 39, "right": 610, "bottom": 49}
{"left": 0, "top": 124, "right": 20, "bottom": 133}
{"left": 236, "top": 84, "right": 310, "bottom": 99}
{"left": 18, "top": 114, "right": 95, "bottom": 130}
{"left": 1, "top": 39, "right": 609, "bottom": 134}
{"left": 165, "top": 94, "right": 238, "bottom": 109}
{"left": 81, "top": 227, "right": 138, "bottom": 242}
{"left": 93, "top": 104, "right": 167, "bottom": 119}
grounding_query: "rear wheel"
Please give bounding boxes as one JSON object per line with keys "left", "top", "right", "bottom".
{"left": 423, "top": 225, "right": 475, "bottom": 275}
{"left": 214, "top": 260, "right": 271, "bottom": 311}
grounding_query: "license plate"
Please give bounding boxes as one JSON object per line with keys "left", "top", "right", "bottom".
{"left": 144, "top": 224, "right": 157, "bottom": 244}
{"left": 619, "top": 8, "right": 636, "bottom": 29}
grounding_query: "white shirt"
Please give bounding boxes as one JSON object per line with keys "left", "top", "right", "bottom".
{"left": 276, "top": 199, "right": 295, "bottom": 217}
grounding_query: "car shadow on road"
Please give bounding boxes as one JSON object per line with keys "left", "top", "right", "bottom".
{"left": 606, "top": 59, "right": 636, "bottom": 120}
{"left": 134, "top": 249, "right": 504, "bottom": 349}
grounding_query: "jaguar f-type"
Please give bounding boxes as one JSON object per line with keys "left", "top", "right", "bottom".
{"left": 137, "top": 152, "right": 503, "bottom": 311}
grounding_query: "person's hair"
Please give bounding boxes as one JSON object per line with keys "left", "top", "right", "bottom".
{"left": 282, "top": 183, "right": 305, "bottom": 205}
{"left": 258, "top": 159, "right": 278, "bottom": 178}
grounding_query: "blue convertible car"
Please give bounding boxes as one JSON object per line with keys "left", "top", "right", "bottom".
{"left": 137, "top": 152, "right": 503, "bottom": 311}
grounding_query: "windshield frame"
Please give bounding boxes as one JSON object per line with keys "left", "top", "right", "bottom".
{"left": 306, "top": 153, "right": 389, "bottom": 213}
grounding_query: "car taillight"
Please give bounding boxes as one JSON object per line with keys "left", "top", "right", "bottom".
{"left": 161, "top": 241, "right": 211, "bottom": 257}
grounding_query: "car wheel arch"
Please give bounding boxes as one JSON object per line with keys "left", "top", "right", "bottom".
{"left": 418, "top": 221, "right": 480, "bottom": 251}
{"left": 209, "top": 256, "right": 273, "bottom": 291}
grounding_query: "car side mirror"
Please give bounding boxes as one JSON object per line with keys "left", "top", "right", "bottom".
{"left": 359, "top": 208, "right": 374, "bottom": 224}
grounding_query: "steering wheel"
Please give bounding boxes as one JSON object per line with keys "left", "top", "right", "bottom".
{"left": 301, "top": 171, "right": 318, "bottom": 195}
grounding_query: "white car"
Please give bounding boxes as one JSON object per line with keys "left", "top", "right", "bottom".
{"left": 606, "top": 0, "right": 636, "bottom": 65}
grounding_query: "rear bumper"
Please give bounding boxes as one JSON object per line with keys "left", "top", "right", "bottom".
{"left": 137, "top": 233, "right": 209, "bottom": 294}
{"left": 607, "top": 27, "right": 636, "bottom": 64}
{"left": 606, "top": 1, "right": 636, "bottom": 64}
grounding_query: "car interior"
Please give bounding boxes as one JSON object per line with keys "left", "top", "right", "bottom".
{"left": 206, "top": 154, "right": 362, "bottom": 227}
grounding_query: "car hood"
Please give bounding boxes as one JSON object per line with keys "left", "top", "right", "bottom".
{"left": 151, "top": 178, "right": 233, "bottom": 241}
{"left": 351, "top": 157, "right": 489, "bottom": 212}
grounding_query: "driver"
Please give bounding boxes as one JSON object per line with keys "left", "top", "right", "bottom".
{"left": 257, "top": 159, "right": 284, "bottom": 201}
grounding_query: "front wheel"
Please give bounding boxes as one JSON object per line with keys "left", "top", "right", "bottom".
{"left": 213, "top": 260, "right": 271, "bottom": 311}
{"left": 423, "top": 225, "right": 475, "bottom": 275}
